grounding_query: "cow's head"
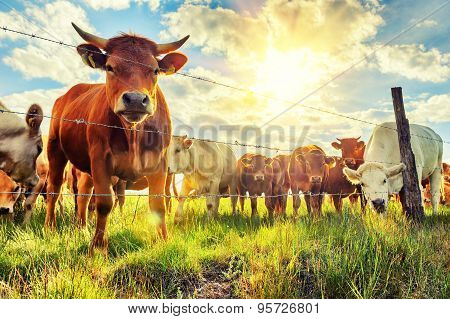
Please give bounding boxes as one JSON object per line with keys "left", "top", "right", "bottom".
{"left": 331, "top": 137, "right": 365, "bottom": 166}
{"left": 167, "top": 136, "right": 193, "bottom": 174}
{"left": 343, "top": 162, "right": 405, "bottom": 213}
{"left": 241, "top": 154, "right": 273, "bottom": 182}
{"left": 295, "top": 150, "right": 335, "bottom": 191}
{"left": 0, "top": 104, "right": 43, "bottom": 187}
{"left": 0, "top": 170, "right": 21, "bottom": 215}
{"left": 72, "top": 23, "right": 189, "bottom": 125}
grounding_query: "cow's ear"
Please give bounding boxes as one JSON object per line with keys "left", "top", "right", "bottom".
{"left": 183, "top": 138, "right": 193, "bottom": 149}
{"left": 325, "top": 156, "right": 336, "bottom": 168}
{"left": 241, "top": 157, "right": 253, "bottom": 168}
{"left": 331, "top": 142, "right": 341, "bottom": 150}
{"left": 386, "top": 163, "right": 405, "bottom": 178}
{"left": 357, "top": 140, "right": 365, "bottom": 150}
{"left": 442, "top": 162, "right": 449, "bottom": 172}
{"left": 158, "top": 52, "right": 188, "bottom": 75}
{"left": 76, "top": 44, "right": 107, "bottom": 69}
{"left": 265, "top": 158, "right": 273, "bottom": 166}
{"left": 343, "top": 167, "right": 361, "bottom": 185}
{"left": 25, "top": 104, "right": 43, "bottom": 136}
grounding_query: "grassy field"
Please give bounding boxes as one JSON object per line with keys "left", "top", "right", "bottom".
{"left": 0, "top": 196, "right": 448, "bottom": 299}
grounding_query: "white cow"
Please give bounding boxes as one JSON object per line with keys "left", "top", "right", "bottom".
{"left": 343, "top": 122, "right": 443, "bottom": 214}
{"left": 167, "top": 136, "right": 238, "bottom": 221}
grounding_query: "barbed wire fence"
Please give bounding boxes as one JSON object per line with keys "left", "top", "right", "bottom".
{"left": 0, "top": 1, "right": 449, "bottom": 202}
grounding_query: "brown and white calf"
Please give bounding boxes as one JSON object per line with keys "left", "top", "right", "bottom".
{"left": 0, "top": 170, "right": 21, "bottom": 220}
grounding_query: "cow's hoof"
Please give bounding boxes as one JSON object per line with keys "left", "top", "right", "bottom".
{"left": 88, "top": 235, "right": 108, "bottom": 257}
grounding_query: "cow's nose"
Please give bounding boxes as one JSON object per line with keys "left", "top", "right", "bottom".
{"left": 0, "top": 207, "right": 10, "bottom": 215}
{"left": 345, "top": 158, "right": 356, "bottom": 166}
{"left": 371, "top": 199, "right": 385, "bottom": 211}
{"left": 255, "top": 175, "right": 264, "bottom": 181}
{"left": 122, "top": 92, "right": 150, "bottom": 109}
{"left": 26, "top": 174, "right": 39, "bottom": 188}
{"left": 310, "top": 176, "right": 322, "bottom": 184}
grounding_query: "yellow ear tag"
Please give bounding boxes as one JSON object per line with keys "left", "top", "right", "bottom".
{"left": 165, "top": 65, "right": 176, "bottom": 75}
{"left": 81, "top": 55, "right": 90, "bottom": 66}
{"left": 88, "top": 54, "right": 96, "bottom": 68}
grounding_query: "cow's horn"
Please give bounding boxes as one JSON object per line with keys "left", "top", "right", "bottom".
{"left": 336, "top": 138, "right": 342, "bottom": 142}
{"left": 156, "top": 35, "right": 190, "bottom": 54}
{"left": 72, "top": 23, "right": 107, "bottom": 50}
{"left": 356, "top": 136, "right": 361, "bottom": 140}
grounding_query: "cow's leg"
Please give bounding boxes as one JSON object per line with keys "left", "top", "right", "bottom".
{"left": 250, "top": 195, "right": 258, "bottom": 217}
{"left": 292, "top": 186, "right": 300, "bottom": 216}
{"left": 305, "top": 194, "right": 312, "bottom": 215}
{"left": 265, "top": 186, "right": 274, "bottom": 219}
{"left": 281, "top": 185, "right": 289, "bottom": 217}
{"left": 332, "top": 195, "right": 343, "bottom": 213}
{"left": 76, "top": 172, "right": 94, "bottom": 227}
{"left": 174, "top": 179, "right": 193, "bottom": 224}
{"left": 238, "top": 193, "right": 246, "bottom": 213}
{"left": 116, "top": 180, "right": 126, "bottom": 213}
{"left": 146, "top": 170, "right": 168, "bottom": 240}
{"left": 206, "top": 179, "right": 220, "bottom": 218}
{"left": 89, "top": 156, "right": 114, "bottom": 255}
{"left": 318, "top": 193, "right": 324, "bottom": 217}
{"left": 429, "top": 168, "right": 442, "bottom": 214}
{"left": 45, "top": 139, "right": 68, "bottom": 229}
{"left": 165, "top": 173, "right": 173, "bottom": 214}
{"left": 229, "top": 179, "right": 238, "bottom": 215}
{"left": 23, "top": 177, "right": 46, "bottom": 225}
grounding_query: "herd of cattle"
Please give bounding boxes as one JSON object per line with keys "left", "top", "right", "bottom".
{"left": 0, "top": 24, "right": 449, "bottom": 254}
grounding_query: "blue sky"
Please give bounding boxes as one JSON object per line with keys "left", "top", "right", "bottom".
{"left": 0, "top": 0, "right": 449, "bottom": 159}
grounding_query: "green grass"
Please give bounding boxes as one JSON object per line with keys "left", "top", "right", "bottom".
{"left": 0, "top": 196, "right": 448, "bottom": 299}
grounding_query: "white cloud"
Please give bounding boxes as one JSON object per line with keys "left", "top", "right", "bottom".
{"left": 372, "top": 44, "right": 450, "bottom": 83}
{"left": 415, "top": 19, "right": 438, "bottom": 28}
{"left": 81, "top": 0, "right": 160, "bottom": 11}
{"left": 0, "top": 87, "right": 69, "bottom": 135}
{"left": 82, "top": 0, "right": 130, "bottom": 10}
{"left": 1, "top": 1, "right": 99, "bottom": 86}
{"left": 408, "top": 94, "right": 450, "bottom": 124}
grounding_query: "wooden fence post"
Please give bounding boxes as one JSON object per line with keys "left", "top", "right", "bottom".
{"left": 391, "top": 87, "right": 424, "bottom": 221}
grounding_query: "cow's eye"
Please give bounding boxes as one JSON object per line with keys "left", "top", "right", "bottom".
{"left": 383, "top": 179, "right": 387, "bottom": 184}
{"left": 105, "top": 65, "right": 114, "bottom": 73}
{"left": 153, "top": 68, "right": 160, "bottom": 76}
{"left": 175, "top": 148, "right": 181, "bottom": 154}
{"left": 37, "top": 144, "right": 43, "bottom": 154}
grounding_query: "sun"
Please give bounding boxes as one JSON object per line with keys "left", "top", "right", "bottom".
{"left": 250, "top": 47, "right": 327, "bottom": 103}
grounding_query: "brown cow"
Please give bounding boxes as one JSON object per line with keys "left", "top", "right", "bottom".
{"left": 45, "top": 23, "right": 189, "bottom": 254}
{"left": 0, "top": 102, "right": 43, "bottom": 187}
{"left": 289, "top": 145, "right": 335, "bottom": 217}
{"left": 273, "top": 154, "right": 290, "bottom": 215}
{"left": 236, "top": 154, "right": 282, "bottom": 218}
{"left": 324, "top": 157, "right": 358, "bottom": 212}
{"left": 331, "top": 137, "right": 366, "bottom": 208}
{"left": 0, "top": 170, "right": 21, "bottom": 221}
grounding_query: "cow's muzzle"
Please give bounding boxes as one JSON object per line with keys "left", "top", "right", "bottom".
{"left": 310, "top": 176, "right": 322, "bottom": 184}
{"left": 254, "top": 174, "right": 264, "bottom": 182}
{"left": 371, "top": 198, "right": 386, "bottom": 213}
{"left": 0, "top": 207, "right": 11, "bottom": 215}
{"left": 117, "top": 91, "right": 153, "bottom": 123}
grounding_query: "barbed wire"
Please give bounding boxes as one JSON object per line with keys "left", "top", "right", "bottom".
{"left": 1, "top": 26, "right": 449, "bottom": 147}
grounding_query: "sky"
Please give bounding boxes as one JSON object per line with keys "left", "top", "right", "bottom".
{"left": 0, "top": 0, "right": 449, "bottom": 161}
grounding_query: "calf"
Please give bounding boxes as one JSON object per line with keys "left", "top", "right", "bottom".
{"left": 324, "top": 157, "right": 357, "bottom": 212}
{"left": 0, "top": 102, "right": 43, "bottom": 187}
{"left": 236, "top": 154, "right": 282, "bottom": 217}
{"left": 331, "top": 137, "right": 366, "bottom": 208}
{"left": 289, "top": 145, "right": 335, "bottom": 217}
{"left": 167, "top": 136, "right": 238, "bottom": 221}
{"left": 0, "top": 170, "right": 21, "bottom": 221}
